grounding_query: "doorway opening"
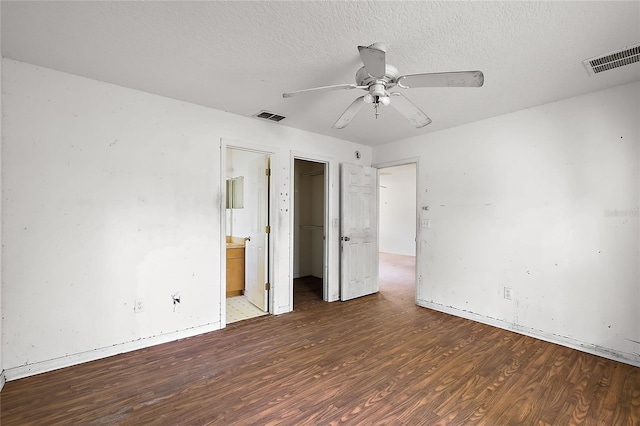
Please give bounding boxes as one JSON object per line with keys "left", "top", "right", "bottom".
{"left": 292, "top": 159, "right": 327, "bottom": 308}
{"left": 378, "top": 163, "right": 417, "bottom": 301}
{"left": 224, "top": 147, "right": 271, "bottom": 324}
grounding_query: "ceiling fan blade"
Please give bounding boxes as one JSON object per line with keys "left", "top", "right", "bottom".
{"left": 397, "top": 71, "right": 484, "bottom": 88}
{"left": 358, "top": 45, "right": 386, "bottom": 78}
{"left": 389, "top": 92, "right": 432, "bottom": 128}
{"left": 333, "top": 96, "right": 365, "bottom": 129}
{"left": 283, "top": 83, "right": 364, "bottom": 98}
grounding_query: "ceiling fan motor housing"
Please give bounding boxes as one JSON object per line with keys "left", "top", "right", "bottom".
{"left": 369, "top": 83, "right": 387, "bottom": 98}
{"left": 355, "top": 64, "right": 399, "bottom": 90}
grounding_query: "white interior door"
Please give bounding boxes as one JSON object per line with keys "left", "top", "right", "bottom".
{"left": 245, "top": 154, "right": 269, "bottom": 311}
{"left": 340, "top": 163, "right": 379, "bottom": 301}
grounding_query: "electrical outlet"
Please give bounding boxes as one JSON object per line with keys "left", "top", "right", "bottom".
{"left": 134, "top": 298, "right": 145, "bottom": 313}
{"left": 504, "top": 287, "right": 512, "bottom": 300}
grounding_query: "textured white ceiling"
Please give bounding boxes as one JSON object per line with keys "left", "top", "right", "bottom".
{"left": 2, "top": 1, "right": 639, "bottom": 146}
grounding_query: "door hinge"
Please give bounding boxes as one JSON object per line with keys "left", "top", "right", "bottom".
{"left": 265, "top": 225, "right": 271, "bottom": 234}
{"left": 265, "top": 168, "right": 271, "bottom": 176}
{"left": 265, "top": 282, "right": 271, "bottom": 290}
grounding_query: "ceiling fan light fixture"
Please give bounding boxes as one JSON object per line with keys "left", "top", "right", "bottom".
{"left": 379, "top": 96, "right": 391, "bottom": 106}
{"left": 364, "top": 93, "right": 375, "bottom": 104}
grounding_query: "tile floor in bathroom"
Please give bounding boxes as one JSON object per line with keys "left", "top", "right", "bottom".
{"left": 226, "top": 295, "right": 267, "bottom": 323}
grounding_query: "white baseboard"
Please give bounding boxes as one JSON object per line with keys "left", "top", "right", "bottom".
{"left": 5, "top": 321, "right": 221, "bottom": 381}
{"left": 274, "top": 305, "right": 291, "bottom": 315}
{"left": 417, "top": 300, "right": 640, "bottom": 368}
{"left": 0, "top": 370, "right": 6, "bottom": 392}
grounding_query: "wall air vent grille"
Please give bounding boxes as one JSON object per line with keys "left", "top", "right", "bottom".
{"left": 253, "top": 111, "right": 286, "bottom": 122}
{"left": 583, "top": 44, "right": 640, "bottom": 75}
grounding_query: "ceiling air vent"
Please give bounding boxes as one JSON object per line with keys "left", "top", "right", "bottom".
{"left": 583, "top": 44, "right": 640, "bottom": 76}
{"left": 253, "top": 111, "right": 286, "bottom": 122}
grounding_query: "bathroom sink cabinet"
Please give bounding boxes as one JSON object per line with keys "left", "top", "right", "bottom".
{"left": 226, "top": 246, "right": 245, "bottom": 297}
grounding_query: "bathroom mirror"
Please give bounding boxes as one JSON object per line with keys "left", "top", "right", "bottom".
{"left": 226, "top": 176, "right": 244, "bottom": 209}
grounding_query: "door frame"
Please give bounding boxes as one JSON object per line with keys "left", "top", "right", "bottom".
{"left": 290, "top": 151, "right": 332, "bottom": 307}
{"left": 220, "top": 139, "right": 277, "bottom": 328}
{"left": 373, "top": 157, "right": 420, "bottom": 304}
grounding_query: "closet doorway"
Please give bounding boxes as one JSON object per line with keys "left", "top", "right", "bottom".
{"left": 293, "top": 159, "right": 327, "bottom": 306}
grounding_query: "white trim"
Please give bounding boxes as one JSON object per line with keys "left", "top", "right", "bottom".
{"left": 219, "top": 139, "right": 227, "bottom": 329}
{"left": 4, "top": 321, "right": 222, "bottom": 381}
{"left": 372, "top": 156, "right": 420, "bottom": 170}
{"left": 0, "top": 370, "right": 6, "bottom": 392}
{"left": 417, "top": 299, "right": 640, "bottom": 368}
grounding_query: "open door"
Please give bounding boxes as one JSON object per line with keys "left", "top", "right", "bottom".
{"left": 340, "top": 163, "right": 379, "bottom": 301}
{"left": 245, "top": 154, "right": 270, "bottom": 311}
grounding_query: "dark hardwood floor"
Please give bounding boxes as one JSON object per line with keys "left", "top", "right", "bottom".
{"left": 2, "top": 253, "right": 639, "bottom": 425}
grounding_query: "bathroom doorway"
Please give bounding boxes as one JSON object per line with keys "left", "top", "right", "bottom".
{"left": 293, "top": 158, "right": 327, "bottom": 307}
{"left": 224, "top": 147, "right": 271, "bottom": 324}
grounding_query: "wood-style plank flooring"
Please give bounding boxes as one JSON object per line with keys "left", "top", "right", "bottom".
{"left": 2, "top": 253, "right": 639, "bottom": 425}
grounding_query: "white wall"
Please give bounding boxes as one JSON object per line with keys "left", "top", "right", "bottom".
{"left": 379, "top": 163, "right": 416, "bottom": 256}
{"left": 374, "top": 82, "right": 640, "bottom": 366}
{"left": 1, "top": 59, "right": 372, "bottom": 379}
{"left": 309, "top": 171, "right": 325, "bottom": 277}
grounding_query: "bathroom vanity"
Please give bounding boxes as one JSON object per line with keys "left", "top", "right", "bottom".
{"left": 226, "top": 236, "right": 246, "bottom": 297}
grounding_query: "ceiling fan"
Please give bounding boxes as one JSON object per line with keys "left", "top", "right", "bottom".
{"left": 282, "top": 43, "right": 484, "bottom": 129}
